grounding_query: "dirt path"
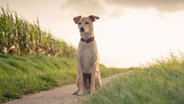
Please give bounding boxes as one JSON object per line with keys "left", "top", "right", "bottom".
{"left": 5, "top": 73, "right": 126, "bottom": 104}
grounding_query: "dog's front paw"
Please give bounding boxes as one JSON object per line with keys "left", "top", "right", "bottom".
{"left": 72, "top": 91, "right": 78, "bottom": 95}
{"left": 77, "top": 91, "right": 83, "bottom": 96}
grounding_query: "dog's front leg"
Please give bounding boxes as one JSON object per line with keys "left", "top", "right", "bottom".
{"left": 77, "top": 65, "right": 84, "bottom": 96}
{"left": 90, "top": 65, "right": 96, "bottom": 93}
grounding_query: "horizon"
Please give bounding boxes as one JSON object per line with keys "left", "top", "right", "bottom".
{"left": 1, "top": 0, "right": 184, "bottom": 67}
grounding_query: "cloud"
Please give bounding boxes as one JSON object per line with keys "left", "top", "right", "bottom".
{"left": 106, "top": 0, "right": 184, "bottom": 12}
{"left": 60, "top": 0, "right": 184, "bottom": 19}
{"left": 60, "top": 0, "right": 127, "bottom": 19}
{"left": 61, "top": 0, "right": 105, "bottom": 16}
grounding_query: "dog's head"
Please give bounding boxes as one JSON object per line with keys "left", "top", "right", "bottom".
{"left": 73, "top": 15, "right": 99, "bottom": 34}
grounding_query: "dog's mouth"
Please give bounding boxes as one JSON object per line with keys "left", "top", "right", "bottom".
{"left": 80, "top": 27, "right": 85, "bottom": 32}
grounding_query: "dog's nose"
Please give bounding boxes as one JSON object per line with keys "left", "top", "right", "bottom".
{"left": 80, "top": 27, "right": 85, "bottom": 32}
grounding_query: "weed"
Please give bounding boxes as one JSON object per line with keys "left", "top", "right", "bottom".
{"left": 84, "top": 54, "right": 184, "bottom": 104}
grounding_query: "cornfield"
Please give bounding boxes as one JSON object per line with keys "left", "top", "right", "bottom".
{"left": 0, "top": 7, "right": 76, "bottom": 57}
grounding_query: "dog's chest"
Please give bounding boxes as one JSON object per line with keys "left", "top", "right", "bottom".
{"left": 78, "top": 43, "right": 97, "bottom": 73}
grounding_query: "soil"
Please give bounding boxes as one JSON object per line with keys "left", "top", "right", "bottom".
{"left": 5, "top": 73, "right": 126, "bottom": 104}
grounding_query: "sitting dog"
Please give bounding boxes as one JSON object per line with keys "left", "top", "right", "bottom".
{"left": 73, "top": 15, "right": 101, "bottom": 95}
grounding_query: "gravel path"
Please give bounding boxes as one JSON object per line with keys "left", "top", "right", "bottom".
{"left": 5, "top": 73, "right": 126, "bottom": 104}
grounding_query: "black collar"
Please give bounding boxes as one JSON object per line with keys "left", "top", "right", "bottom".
{"left": 81, "top": 37, "right": 94, "bottom": 43}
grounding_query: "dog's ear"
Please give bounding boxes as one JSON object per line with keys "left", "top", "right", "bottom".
{"left": 73, "top": 16, "right": 81, "bottom": 24}
{"left": 89, "top": 15, "right": 100, "bottom": 22}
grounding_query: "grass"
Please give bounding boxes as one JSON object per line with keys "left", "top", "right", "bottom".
{"left": 84, "top": 53, "right": 184, "bottom": 104}
{"left": 99, "top": 64, "right": 128, "bottom": 78}
{"left": 0, "top": 54, "right": 127, "bottom": 103}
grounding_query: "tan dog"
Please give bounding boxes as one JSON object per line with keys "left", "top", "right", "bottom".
{"left": 73, "top": 15, "right": 101, "bottom": 95}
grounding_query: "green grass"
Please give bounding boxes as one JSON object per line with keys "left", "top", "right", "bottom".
{"left": 0, "top": 54, "right": 127, "bottom": 103}
{"left": 84, "top": 54, "right": 184, "bottom": 104}
{"left": 99, "top": 64, "right": 128, "bottom": 78}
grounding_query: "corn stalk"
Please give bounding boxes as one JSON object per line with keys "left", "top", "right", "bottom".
{"left": 0, "top": 6, "right": 76, "bottom": 57}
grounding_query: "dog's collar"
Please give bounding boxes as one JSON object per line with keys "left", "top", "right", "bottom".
{"left": 81, "top": 37, "right": 94, "bottom": 43}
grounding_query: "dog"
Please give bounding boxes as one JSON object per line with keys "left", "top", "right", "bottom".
{"left": 73, "top": 15, "right": 102, "bottom": 95}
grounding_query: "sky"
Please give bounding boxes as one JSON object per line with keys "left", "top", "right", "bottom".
{"left": 0, "top": 0, "right": 184, "bottom": 67}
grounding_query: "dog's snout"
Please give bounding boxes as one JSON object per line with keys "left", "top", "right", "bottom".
{"left": 80, "top": 27, "right": 85, "bottom": 32}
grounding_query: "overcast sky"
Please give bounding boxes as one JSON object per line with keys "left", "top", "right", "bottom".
{"left": 1, "top": 0, "right": 184, "bottom": 67}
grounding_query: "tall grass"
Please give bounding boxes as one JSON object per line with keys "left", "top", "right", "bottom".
{"left": 84, "top": 53, "right": 184, "bottom": 104}
{"left": 0, "top": 6, "right": 76, "bottom": 57}
{"left": 0, "top": 54, "right": 127, "bottom": 103}
{"left": 0, "top": 54, "right": 77, "bottom": 103}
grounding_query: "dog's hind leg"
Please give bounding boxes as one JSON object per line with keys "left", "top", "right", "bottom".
{"left": 95, "top": 73, "right": 101, "bottom": 88}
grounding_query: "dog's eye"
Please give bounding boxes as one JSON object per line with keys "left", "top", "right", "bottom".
{"left": 85, "top": 22, "right": 89, "bottom": 24}
{"left": 78, "top": 22, "right": 82, "bottom": 25}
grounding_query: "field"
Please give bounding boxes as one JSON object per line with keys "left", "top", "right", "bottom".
{"left": 84, "top": 54, "right": 184, "bottom": 104}
{"left": 0, "top": 6, "right": 128, "bottom": 103}
{"left": 0, "top": 54, "right": 127, "bottom": 103}
{"left": 1, "top": 6, "right": 184, "bottom": 104}
{"left": 0, "top": 7, "right": 76, "bottom": 57}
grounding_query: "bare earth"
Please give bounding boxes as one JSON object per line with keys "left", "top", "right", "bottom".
{"left": 5, "top": 73, "right": 125, "bottom": 104}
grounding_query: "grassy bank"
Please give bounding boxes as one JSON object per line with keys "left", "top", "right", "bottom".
{"left": 0, "top": 54, "right": 127, "bottom": 103}
{"left": 84, "top": 54, "right": 184, "bottom": 104}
